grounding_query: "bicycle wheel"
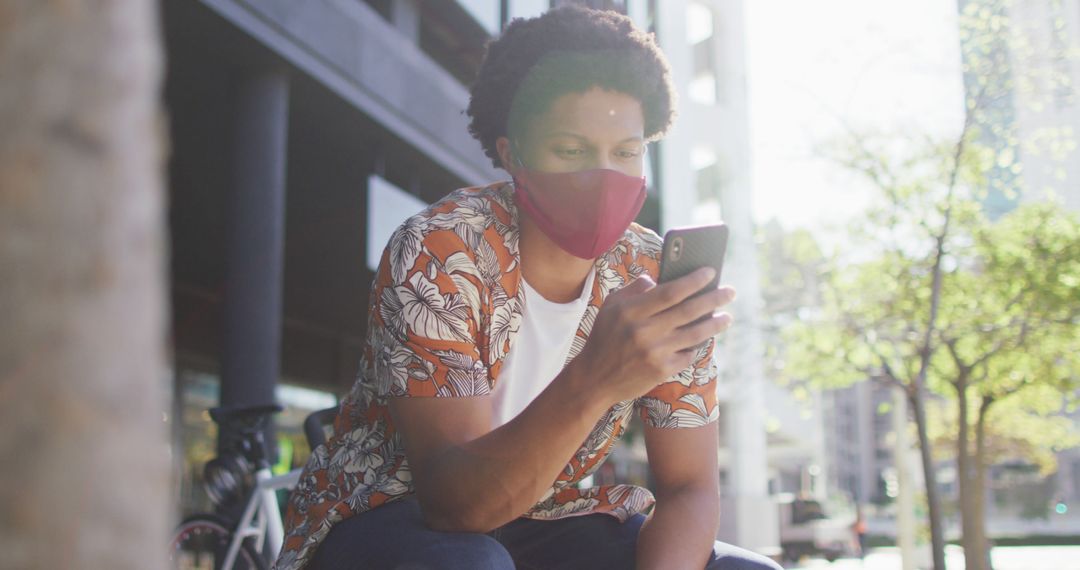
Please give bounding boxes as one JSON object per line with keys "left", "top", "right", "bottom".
{"left": 170, "top": 514, "right": 266, "bottom": 570}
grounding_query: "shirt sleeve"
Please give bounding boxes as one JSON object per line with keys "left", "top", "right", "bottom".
{"left": 622, "top": 226, "right": 720, "bottom": 428}
{"left": 636, "top": 337, "right": 720, "bottom": 428}
{"left": 368, "top": 222, "right": 490, "bottom": 398}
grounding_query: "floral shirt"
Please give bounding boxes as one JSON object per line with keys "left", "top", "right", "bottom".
{"left": 273, "top": 181, "right": 719, "bottom": 570}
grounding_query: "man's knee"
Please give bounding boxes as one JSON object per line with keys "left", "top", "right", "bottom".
{"left": 706, "top": 541, "right": 784, "bottom": 570}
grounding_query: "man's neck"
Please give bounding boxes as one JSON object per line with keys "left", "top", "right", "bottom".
{"left": 518, "top": 215, "right": 594, "bottom": 303}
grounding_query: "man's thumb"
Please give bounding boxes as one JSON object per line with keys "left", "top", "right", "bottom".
{"left": 619, "top": 274, "right": 656, "bottom": 296}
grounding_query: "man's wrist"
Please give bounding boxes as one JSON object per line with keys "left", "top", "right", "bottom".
{"left": 554, "top": 357, "right": 613, "bottom": 416}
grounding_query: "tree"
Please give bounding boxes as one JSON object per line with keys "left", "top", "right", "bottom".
{"left": 757, "top": 221, "right": 829, "bottom": 395}
{"left": 0, "top": 1, "right": 170, "bottom": 568}
{"left": 782, "top": 126, "right": 968, "bottom": 570}
{"left": 783, "top": 135, "right": 1080, "bottom": 570}
{"left": 935, "top": 201, "right": 1080, "bottom": 569}
{"left": 780, "top": 0, "right": 1080, "bottom": 567}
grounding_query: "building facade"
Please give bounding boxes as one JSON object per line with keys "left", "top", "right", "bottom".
{"left": 959, "top": 0, "right": 1080, "bottom": 215}
{"left": 167, "top": 0, "right": 517, "bottom": 515}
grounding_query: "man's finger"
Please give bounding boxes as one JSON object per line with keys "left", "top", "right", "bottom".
{"left": 652, "top": 286, "right": 734, "bottom": 331}
{"left": 667, "top": 312, "right": 733, "bottom": 352}
{"left": 640, "top": 267, "right": 716, "bottom": 316}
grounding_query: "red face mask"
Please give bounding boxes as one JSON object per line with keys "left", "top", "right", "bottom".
{"left": 512, "top": 167, "right": 647, "bottom": 259}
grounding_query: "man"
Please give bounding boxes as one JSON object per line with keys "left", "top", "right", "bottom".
{"left": 275, "top": 7, "right": 781, "bottom": 570}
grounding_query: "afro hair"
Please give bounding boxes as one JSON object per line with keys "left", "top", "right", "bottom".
{"left": 466, "top": 5, "right": 677, "bottom": 169}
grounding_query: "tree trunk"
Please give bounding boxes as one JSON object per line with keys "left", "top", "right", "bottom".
{"left": 0, "top": 1, "right": 169, "bottom": 569}
{"left": 911, "top": 385, "right": 949, "bottom": 570}
{"left": 956, "top": 379, "right": 989, "bottom": 570}
{"left": 957, "top": 381, "right": 972, "bottom": 566}
{"left": 972, "top": 399, "right": 994, "bottom": 570}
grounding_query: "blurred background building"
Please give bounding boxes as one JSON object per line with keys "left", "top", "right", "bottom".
{"left": 956, "top": 0, "right": 1080, "bottom": 539}
{"left": 166, "top": 0, "right": 506, "bottom": 515}
{"left": 958, "top": 0, "right": 1080, "bottom": 217}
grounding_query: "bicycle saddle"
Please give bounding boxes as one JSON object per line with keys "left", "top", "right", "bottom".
{"left": 209, "top": 403, "right": 283, "bottom": 424}
{"left": 303, "top": 406, "right": 340, "bottom": 449}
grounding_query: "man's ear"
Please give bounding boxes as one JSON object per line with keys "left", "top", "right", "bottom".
{"left": 495, "top": 136, "right": 515, "bottom": 172}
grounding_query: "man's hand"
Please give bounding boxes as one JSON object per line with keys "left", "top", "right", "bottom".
{"left": 392, "top": 266, "right": 734, "bottom": 535}
{"left": 573, "top": 267, "right": 735, "bottom": 404}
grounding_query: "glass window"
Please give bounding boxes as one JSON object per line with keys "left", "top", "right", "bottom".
{"left": 692, "top": 146, "right": 724, "bottom": 223}
{"left": 686, "top": 2, "right": 713, "bottom": 44}
{"left": 457, "top": 0, "right": 501, "bottom": 33}
{"left": 686, "top": 2, "right": 719, "bottom": 106}
{"left": 367, "top": 174, "right": 429, "bottom": 272}
{"left": 1071, "top": 459, "right": 1080, "bottom": 498}
{"left": 171, "top": 368, "right": 338, "bottom": 517}
{"left": 174, "top": 369, "right": 220, "bottom": 516}
{"left": 1048, "top": 1, "right": 1075, "bottom": 109}
{"left": 508, "top": 0, "right": 550, "bottom": 22}
{"left": 626, "top": 0, "right": 654, "bottom": 31}
{"left": 274, "top": 383, "right": 339, "bottom": 474}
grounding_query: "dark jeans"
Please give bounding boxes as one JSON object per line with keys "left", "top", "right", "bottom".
{"left": 309, "top": 498, "right": 782, "bottom": 570}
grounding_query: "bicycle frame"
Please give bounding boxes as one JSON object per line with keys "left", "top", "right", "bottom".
{"left": 221, "top": 466, "right": 301, "bottom": 569}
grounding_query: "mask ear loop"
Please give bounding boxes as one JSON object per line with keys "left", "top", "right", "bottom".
{"left": 510, "top": 139, "right": 529, "bottom": 170}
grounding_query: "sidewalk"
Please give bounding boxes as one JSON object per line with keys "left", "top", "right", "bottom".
{"left": 789, "top": 545, "right": 1080, "bottom": 570}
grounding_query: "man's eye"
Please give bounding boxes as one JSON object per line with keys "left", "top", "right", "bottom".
{"left": 556, "top": 148, "right": 586, "bottom": 157}
{"left": 616, "top": 149, "right": 644, "bottom": 159}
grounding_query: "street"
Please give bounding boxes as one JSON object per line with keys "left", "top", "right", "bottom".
{"left": 789, "top": 545, "right": 1080, "bottom": 570}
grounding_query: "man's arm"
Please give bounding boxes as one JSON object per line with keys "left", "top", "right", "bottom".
{"left": 636, "top": 422, "right": 720, "bottom": 570}
{"left": 393, "top": 268, "right": 730, "bottom": 534}
{"left": 390, "top": 361, "right": 609, "bottom": 533}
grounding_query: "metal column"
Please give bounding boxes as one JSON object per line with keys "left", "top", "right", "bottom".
{"left": 220, "top": 68, "right": 290, "bottom": 412}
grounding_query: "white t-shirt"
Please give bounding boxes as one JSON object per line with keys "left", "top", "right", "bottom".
{"left": 490, "top": 270, "right": 595, "bottom": 428}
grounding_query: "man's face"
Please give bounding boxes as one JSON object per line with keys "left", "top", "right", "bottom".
{"left": 502, "top": 86, "right": 646, "bottom": 178}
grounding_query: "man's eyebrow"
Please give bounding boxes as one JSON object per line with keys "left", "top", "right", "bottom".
{"left": 540, "top": 131, "right": 588, "bottom": 140}
{"left": 540, "top": 131, "right": 645, "bottom": 144}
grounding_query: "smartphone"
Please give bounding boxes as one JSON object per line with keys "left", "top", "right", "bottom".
{"left": 658, "top": 223, "right": 729, "bottom": 291}
{"left": 658, "top": 224, "right": 729, "bottom": 346}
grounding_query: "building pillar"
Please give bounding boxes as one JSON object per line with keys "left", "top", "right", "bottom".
{"left": 894, "top": 386, "right": 917, "bottom": 570}
{"left": 717, "top": 81, "right": 779, "bottom": 555}
{"left": 220, "top": 68, "right": 289, "bottom": 413}
{"left": 719, "top": 212, "right": 779, "bottom": 555}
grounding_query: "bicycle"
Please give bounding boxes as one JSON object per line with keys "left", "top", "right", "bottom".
{"left": 169, "top": 403, "right": 338, "bottom": 570}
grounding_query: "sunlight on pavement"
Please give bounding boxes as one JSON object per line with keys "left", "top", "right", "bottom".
{"left": 787, "top": 545, "right": 1080, "bottom": 570}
